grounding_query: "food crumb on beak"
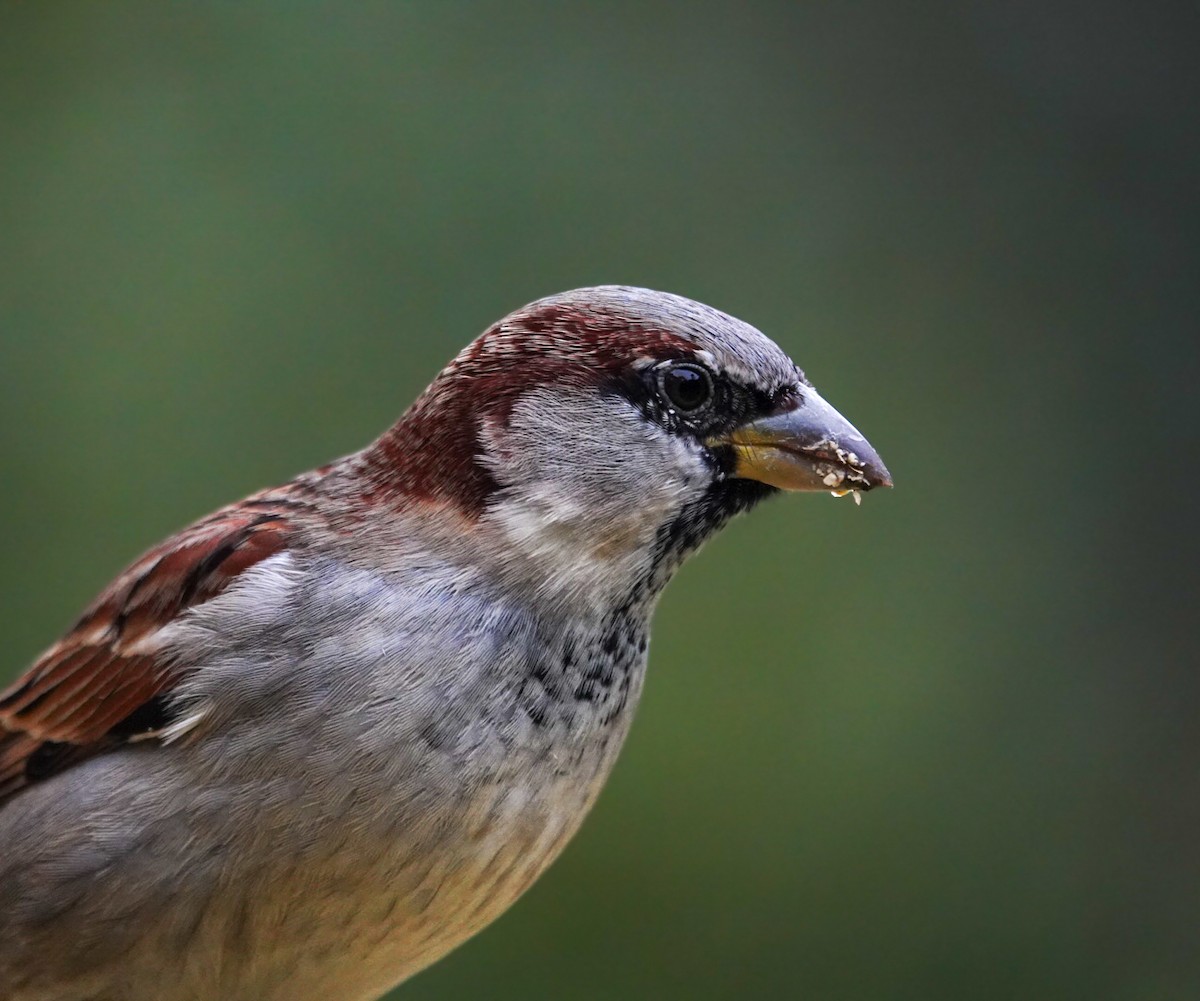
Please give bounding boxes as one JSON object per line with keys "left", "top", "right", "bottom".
{"left": 830, "top": 489, "right": 863, "bottom": 506}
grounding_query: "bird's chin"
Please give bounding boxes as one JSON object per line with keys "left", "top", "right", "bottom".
{"left": 677, "top": 477, "right": 775, "bottom": 538}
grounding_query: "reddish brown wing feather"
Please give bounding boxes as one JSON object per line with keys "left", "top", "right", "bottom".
{"left": 0, "top": 489, "right": 306, "bottom": 802}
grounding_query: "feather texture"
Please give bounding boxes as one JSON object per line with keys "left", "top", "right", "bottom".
{"left": 0, "top": 488, "right": 308, "bottom": 801}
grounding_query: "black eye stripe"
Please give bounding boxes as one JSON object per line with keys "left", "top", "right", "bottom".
{"left": 608, "top": 359, "right": 786, "bottom": 444}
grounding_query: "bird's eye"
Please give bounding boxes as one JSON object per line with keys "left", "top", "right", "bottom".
{"left": 657, "top": 364, "right": 714, "bottom": 413}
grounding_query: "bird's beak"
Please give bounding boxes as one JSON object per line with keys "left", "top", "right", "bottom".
{"left": 713, "top": 387, "right": 892, "bottom": 493}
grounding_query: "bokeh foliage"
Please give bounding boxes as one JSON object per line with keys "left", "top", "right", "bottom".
{"left": 1, "top": 4, "right": 1196, "bottom": 999}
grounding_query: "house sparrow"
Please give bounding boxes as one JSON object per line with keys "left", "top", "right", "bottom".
{"left": 0, "top": 286, "right": 890, "bottom": 1001}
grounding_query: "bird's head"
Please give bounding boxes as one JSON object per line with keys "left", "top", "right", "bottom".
{"left": 359, "top": 286, "right": 890, "bottom": 607}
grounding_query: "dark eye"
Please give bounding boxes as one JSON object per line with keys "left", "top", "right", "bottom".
{"left": 658, "top": 363, "right": 714, "bottom": 413}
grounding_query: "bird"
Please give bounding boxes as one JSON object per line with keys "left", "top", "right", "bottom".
{"left": 0, "top": 286, "right": 890, "bottom": 1001}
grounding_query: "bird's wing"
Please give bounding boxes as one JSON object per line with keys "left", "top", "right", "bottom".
{"left": 0, "top": 488, "right": 308, "bottom": 804}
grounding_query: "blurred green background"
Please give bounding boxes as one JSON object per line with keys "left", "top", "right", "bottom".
{"left": 2, "top": 3, "right": 1196, "bottom": 999}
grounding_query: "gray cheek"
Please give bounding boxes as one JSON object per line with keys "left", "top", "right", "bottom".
{"left": 482, "top": 389, "right": 712, "bottom": 527}
{"left": 470, "top": 390, "right": 715, "bottom": 609}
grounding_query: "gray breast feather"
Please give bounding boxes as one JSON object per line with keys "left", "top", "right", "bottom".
{"left": 0, "top": 550, "right": 649, "bottom": 999}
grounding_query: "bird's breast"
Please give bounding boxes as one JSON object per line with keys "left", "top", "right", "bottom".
{"left": 154, "top": 556, "right": 656, "bottom": 996}
{"left": 323, "top": 601, "right": 653, "bottom": 989}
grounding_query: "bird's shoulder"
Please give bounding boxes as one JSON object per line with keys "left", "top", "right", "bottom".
{"left": 0, "top": 479, "right": 329, "bottom": 804}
